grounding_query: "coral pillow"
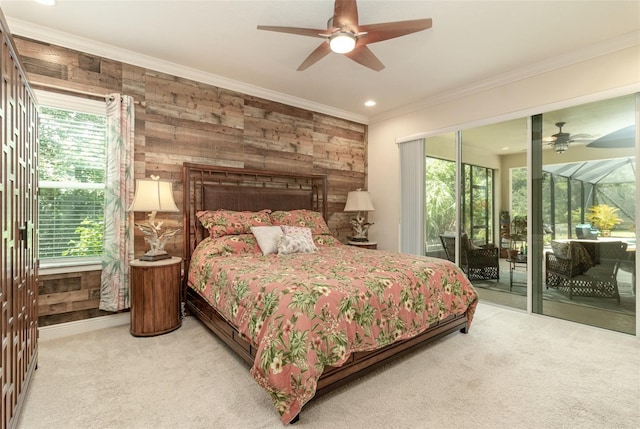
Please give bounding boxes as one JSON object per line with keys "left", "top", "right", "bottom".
{"left": 313, "top": 234, "right": 342, "bottom": 247}
{"left": 270, "top": 209, "right": 331, "bottom": 235}
{"left": 197, "top": 209, "right": 272, "bottom": 238}
{"left": 208, "top": 234, "right": 261, "bottom": 256}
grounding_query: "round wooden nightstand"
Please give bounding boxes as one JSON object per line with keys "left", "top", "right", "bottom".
{"left": 130, "top": 256, "right": 182, "bottom": 337}
{"left": 347, "top": 241, "right": 378, "bottom": 250}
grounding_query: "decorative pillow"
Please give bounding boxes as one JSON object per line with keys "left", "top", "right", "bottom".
{"left": 280, "top": 225, "right": 317, "bottom": 252}
{"left": 251, "top": 226, "right": 284, "bottom": 255}
{"left": 270, "top": 209, "right": 331, "bottom": 235}
{"left": 313, "top": 234, "right": 342, "bottom": 247}
{"left": 550, "top": 241, "right": 570, "bottom": 259}
{"left": 209, "top": 234, "right": 261, "bottom": 256}
{"left": 197, "top": 209, "right": 272, "bottom": 238}
{"left": 571, "top": 243, "right": 594, "bottom": 273}
{"left": 278, "top": 234, "right": 316, "bottom": 255}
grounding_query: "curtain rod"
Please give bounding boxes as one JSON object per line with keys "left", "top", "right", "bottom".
{"left": 32, "top": 82, "right": 146, "bottom": 106}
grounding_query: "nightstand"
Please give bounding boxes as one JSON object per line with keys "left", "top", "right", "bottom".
{"left": 130, "top": 256, "right": 182, "bottom": 337}
{"left": 348, "top": 240, "right": 378, "bottom": 250}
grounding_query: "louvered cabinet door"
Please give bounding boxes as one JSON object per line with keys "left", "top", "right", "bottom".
{"left": 1, "top": 10, "right": 38, "bottom": 429}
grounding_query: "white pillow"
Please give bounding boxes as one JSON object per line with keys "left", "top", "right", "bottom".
{"left": 251, "top": 226, "right": 284, "bottom": 255}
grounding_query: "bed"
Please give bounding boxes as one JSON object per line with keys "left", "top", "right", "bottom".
{"left": 182, "top": 163, "right": 479, "bottom": 424}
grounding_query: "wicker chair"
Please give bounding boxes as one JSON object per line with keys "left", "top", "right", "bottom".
{"left": 545, "top": 240, "right": 627, "bottom": 303}
{"left": 440, "top": 233, "right": 500, "bottom": 281}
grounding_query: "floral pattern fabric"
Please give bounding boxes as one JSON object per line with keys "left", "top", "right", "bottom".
{"left": 270, "top": 209, "right": 332, "bottom": 235}
{"left": 188, "top": 240, "right": 478, "bottom": 424}
{"left": 197, "top": 209, "right": 272, "bottom": 238}
{"left": 99, "top": 94, "right": 135, "bottom": 312}
{"left": 277, "top": 234, "right": 315, "bottom": 255}
{"left": 279, "top": 226, "right": 317, "bottom": 253}
{"left": 203, "top": 234, "right": 262, "bottom": 256}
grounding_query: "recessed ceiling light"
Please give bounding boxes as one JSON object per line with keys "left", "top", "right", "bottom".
{"left": 35, "top": 0, "right": 56, "bottom": 6}
{"left": 364, "top": 100, "right": 376, "bottom": 107}
{"left": 501, "top": 147, "right": 510, "bottom": 151}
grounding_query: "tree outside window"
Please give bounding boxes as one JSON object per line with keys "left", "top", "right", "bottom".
{"left": 38, "top": 106, "right": 106, "bottom": 262}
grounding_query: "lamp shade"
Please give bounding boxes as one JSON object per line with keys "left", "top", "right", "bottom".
{"left": 344, "top": 190, "right": 374, "bottom": 212}
{"left": 129, "top": 178, "right": 179, "bottom": 212}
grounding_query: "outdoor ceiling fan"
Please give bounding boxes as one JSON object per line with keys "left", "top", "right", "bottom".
{"left": 257, "top": 0, "right": 432, "bottom": 71}
{"left": 543, "top": 122, "right": 594, "bottom": 153}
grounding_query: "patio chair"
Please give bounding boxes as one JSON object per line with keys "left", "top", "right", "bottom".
{"left": 440, "top": 233, "right": 500, "bottom": 281}
{"left": 546, "top": 240, "right": 627, "bottom": 303}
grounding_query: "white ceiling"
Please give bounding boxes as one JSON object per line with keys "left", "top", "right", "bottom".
{"left": 2, "top": 0, "right": 639, "bottom": 126}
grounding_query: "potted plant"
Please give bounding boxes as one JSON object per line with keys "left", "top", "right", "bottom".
{"left": 586, "top": 204, "right": 622, "bottom": 237}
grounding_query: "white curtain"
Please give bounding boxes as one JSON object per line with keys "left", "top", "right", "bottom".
{"left": 399, "top": 139, "right": 425, "bottom": 255}
{"left": 99, "top": 94, "right": 135, "bottom": 312}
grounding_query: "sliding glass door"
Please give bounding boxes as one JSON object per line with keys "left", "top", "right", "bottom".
{"left": 539, "top": 94, "right": 637, "bottom": 334}
{"left": 420, "top": 93, "right": 637, "bottom": 335}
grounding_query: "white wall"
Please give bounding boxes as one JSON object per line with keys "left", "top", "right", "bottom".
{"left": 367, "top": 46, "right": 640, "bottom": 251}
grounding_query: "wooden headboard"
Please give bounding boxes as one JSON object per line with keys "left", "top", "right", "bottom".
{"left": 182, "top": 162, "right": 328, "bottom": 270}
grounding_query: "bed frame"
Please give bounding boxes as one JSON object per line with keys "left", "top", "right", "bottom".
{"left": 182, "top": 162, "right": 469, "bottom": 421}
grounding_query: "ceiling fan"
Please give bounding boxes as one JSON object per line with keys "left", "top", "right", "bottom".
{"left": 543, "top": 122, "right": 594, "bottom": 153}
{"left": 257, "top": 0, "right": 432, "bottom": 71}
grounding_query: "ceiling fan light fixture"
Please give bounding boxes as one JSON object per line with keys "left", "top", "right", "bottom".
{"left": 554, "top": 141, "right": 569, "bottom": 154}
{"left": 329, "top": 31, "right": 356, "bottom": 54}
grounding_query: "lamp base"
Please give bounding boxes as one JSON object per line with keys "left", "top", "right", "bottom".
{"left": 139, "top": 253, "right": 171, "bottom": 262}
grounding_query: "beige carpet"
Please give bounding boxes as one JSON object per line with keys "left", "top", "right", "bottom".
{"left": 17, "top": 303, "right": 640, "bottom": 429}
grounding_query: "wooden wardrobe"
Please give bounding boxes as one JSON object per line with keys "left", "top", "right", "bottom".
{"left": 0, "top": 8, "right": 39, "bottom": 429}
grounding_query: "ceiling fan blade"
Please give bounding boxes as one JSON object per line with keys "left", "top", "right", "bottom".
{"left": 587, "top": 125, "right": 635, "bottom": 148}
{"left": 358, "top": 19, "right": 432, "bottom": 44}
{"left": 334, "top": 0, "right": 359, "bottom": 27}
{"left": 571, "top": 133, "right": 594, "bottom": 140}
{"left": 257, "top": 25, "right": 328, "bottom": 39}
{"left": 297, "top": 42, "right": 332, "bottom": 71}
{"left": 344, "top": 45, "right": 385, "bottom": 71}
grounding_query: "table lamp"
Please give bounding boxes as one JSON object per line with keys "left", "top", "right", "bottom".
{"left": 129, "top": 175, "right": 180, "bottom": 261}
{"left": 344, "top": 189, "right": 375, "bottom": 242}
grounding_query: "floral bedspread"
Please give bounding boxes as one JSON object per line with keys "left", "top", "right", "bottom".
{"left": 188, "top": 238, "right": 478, "bottom": 424}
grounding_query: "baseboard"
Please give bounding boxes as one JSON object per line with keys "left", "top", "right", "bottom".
{"left": 39, "top": 313, "right": 130, "bottom": 342}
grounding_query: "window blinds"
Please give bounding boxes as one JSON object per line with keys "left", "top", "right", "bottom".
{"left": 399, "top": 139, "right": 425, "bottom": 255}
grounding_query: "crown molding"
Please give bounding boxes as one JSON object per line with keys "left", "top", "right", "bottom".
{"left": 9, "top": 17, "right": 638, "bottom": 127}
{"left": 370, "top": 31, "right": 640, "bottom": 124}
{"left": 7, "top": 17, "right": 369, "bottom": 125}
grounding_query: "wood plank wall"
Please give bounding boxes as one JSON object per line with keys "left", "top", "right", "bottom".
{"left": 14, "top": 36, "right": 368, "bottom": 326}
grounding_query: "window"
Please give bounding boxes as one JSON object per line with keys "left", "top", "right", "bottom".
{"left": 425, "top": 155, "right": 496, "bottom": 251}
{"left": 462, "top": 164, "right": 494, "bottom": 245}
{"left": 37, "top": 92, "right": 106, "bottom": 265}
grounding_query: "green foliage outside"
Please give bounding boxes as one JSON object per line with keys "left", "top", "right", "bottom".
{"left": 62, "top": 218, "right": 104, "bottom": 257}
{"left": 424, "top": 158, "right": 456, "bottom": 248}
{"left": 38, "top": 106, "right": 106, "bottom": 259}
{"left": 511, "top": 168, "right": 527, "bottom": 218}
{"left": 514, "top": 167, "right": 634, "bottom": 241}
{"left": 425, "top": 157, "right": 495, "bottom": 250}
